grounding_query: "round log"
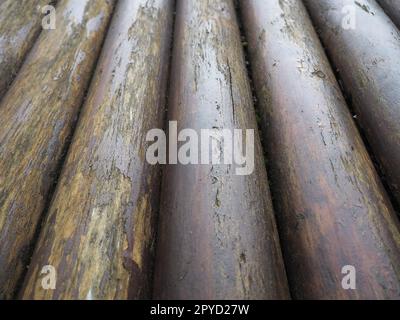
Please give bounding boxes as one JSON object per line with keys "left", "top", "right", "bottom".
{"left": 0, "top": 0, "right": 115, "bottom": 299}
{"left": 377, "top": 0, "right": 400, "bottom": 29}
{"left": 20, "top": 0, "right": 174, "bottom": 300}
{"left": 240, "top": 0, "right": 400, "bottom": 299}
{"left": 0, "top": 0, "right": 53, "bottom": 100}
{"left": 152, "top": 0, "right": 290, "bottom": 300}
{"left": 303, "top": 0, "right": 400, "bottom": 206}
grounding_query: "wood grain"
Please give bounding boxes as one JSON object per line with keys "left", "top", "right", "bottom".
{"left": 240, "top": 0, "right": 400, "bottom": 299}
{"left": 20, "top": 0, "right": 174, "bottom": 300}
{"left": 0, "top": 0, "right": 115, "bottom": 299}
{"left": 0, "top": 0, "right": 53, "bottom": 100}
{"left": 153, "top": 0, "right": 290, "bottom": 300}
{"left": 304, "top": 0, "right": 400, "bottom": 206}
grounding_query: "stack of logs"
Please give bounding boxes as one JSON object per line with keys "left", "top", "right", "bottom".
{"left": 0, "top": 0, "right": 400, "bottom": 300}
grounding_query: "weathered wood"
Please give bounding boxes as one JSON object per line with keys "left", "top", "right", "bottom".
{"left": 303, "top": 0, "right": 400, "bottom": 205}
{"left": 377, "top": 0, "right": 400, "bottom": 28}
{"left": 0, "top": 0, "right": 53, "bottom": 101}
{"left": 20, "top": 0, "right": 174, "bottom": 300}
{"left": 0, "top": 0, "right": 115, "bottom": 299}
{"left": 153, "top": 0, "right": 290, "bottom": 299}
{"left": 240, "top": 0, "right": 400, "bottom": 300}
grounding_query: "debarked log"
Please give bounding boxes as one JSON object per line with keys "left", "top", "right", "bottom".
{"left": 0, "top": 0, "right": 53, "bottom": 100}
{"left": 152, "top": 0, "right": 290, "bottom": 299}
{"left": 20, "top": 0, "right": 174, "bottom": 300}
{"left": 303, "top": 0, "right": 400, "bottom": 206}
{"left": 377, "top": 0, "right": 400, "bottom": 29}
{"left": 0, "top": 0, "right": 115, "bottom": 299}
{"left": 240, "top": 0, "right": 400, "bottom": 299}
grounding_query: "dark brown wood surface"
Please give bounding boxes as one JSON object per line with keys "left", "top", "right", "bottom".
{"left": 304, "top": 0, "right": 400, "bottom": 206}
{"left": 0, "top": 0, "right": 115, "bottom": 299}
{"left": 20, "top": 0, "right": 174, "bottom": 300}
{"left": 377, "top": 0, "right": 400, "bottom": 29}
{"left": 0, "top": 0, "right": 52, "bottom": 100}
{"left": 152, "top": 0, "right": 290, "bottom": 300}
{"left": 240, "top": 0, "right": 400, "bottom": 299}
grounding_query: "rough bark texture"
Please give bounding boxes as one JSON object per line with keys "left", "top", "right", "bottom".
{"left": 0, "top": 0, "right": 115, "bottom": 299}
{"left": 377, "top": 0, "right": 400, "bottom": 29}
{"left": 20, "top": 0, "right": 174, "bottom": 300}
{"left": 0, "top": 0, "right": 53, "bottom": 101}
{"left": 153, "top": 0, "right": 290, "bottom": 300}
{"left": 240, "top": 0, "right": 400, "bottom": 300}
{"left": 303, "top": 0, "right": 400, "bottom": 206}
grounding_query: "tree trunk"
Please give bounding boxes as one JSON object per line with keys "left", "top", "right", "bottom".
{"left": 20, "top": 0, "right": 174, "bottom": 300}
{"left": 377, "top": 0, "right": 400, "bottom": 29}
{"left": 0, "top": 0, "right": 115, "bottom": 299}
{"left": 240, "top": 0, "right": 400, "bottom": 299}
{"left": 304, "top": 0, "right": 400, "bottom": 206}
{"left": 152, "top": 0, "right": 290, "bottom": 300}
{"left": 0, "top": 0, "right": 53, "bottom": 100}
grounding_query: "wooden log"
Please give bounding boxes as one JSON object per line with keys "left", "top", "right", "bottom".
{"left": 152, "top": 0, "right": 290, "bottom": 300}
{"left": 0, "top": 0, "right": 115, "bottom": 299}
{"left": 377, "top": 0, "right": 400, "bottom": 29}
{"left": 20, "top": 0, "right": 174, "bottom": 300}
{"left": 240, "top": 0, "right": 400, "bottom": 299}
{"left": 0, "top": 0, "right": 53, "bottom": 101}
{"left": 303, "top": 0, "right": 400, "bottom": 205}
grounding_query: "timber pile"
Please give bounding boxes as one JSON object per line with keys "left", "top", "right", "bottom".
{"left": 0, "top": 0, "right": 115, "bottom": 299}
{"left": 0, "top": 0, "right": 399, "bottom": 300}
{"left": 241, "top": 0, "right": 400, "bottom": 299}
{"left": 21, "top": 0, "right": 173, "bottom": 300}
{"left": 0, "top": 0, "right": 53, "bottom": 100}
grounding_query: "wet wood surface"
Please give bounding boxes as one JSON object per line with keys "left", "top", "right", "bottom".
{"left": 20, "top": 0, "right": 174, "bottom": 300}
{"left": 0, "top": 0, "right": 115, "bottom": 299}
{"left": 152, "top": 0, "right": 290, "bottom": 300}
{"left": 377, "top": 0, "right": 400, "bottom": 28}
{"left": 240, "top": 0, "right": 400, "bottom": 299}
{"left": 303, "top": 0, "right": 400, "bottom": 206}
{"left": 0, "top": 0, "right": 399, "bottom": 301}
{"left": 0, "top": 0, "right": 53, "bottom": 100}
